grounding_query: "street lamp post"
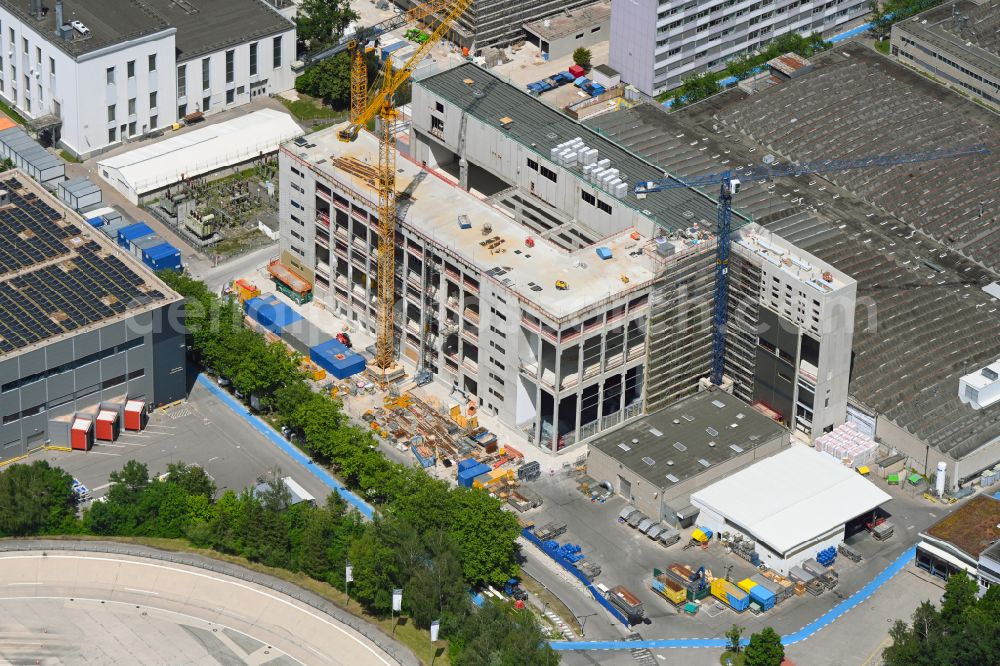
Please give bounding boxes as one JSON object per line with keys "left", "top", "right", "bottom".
{"left": 578, "top": 612, "right": 598, "bottom": 637}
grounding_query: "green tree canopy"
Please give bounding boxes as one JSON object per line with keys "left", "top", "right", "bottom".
{"left": 572, "top": 47, "right": 592, "bottom": 70}
{"left": 296, "top": 0, "right": 358, "bottom": 50}
{"left": 0, "top": 460, "right": 77, "bottom": 536}
{"left": 449, "top": 600, "right": 557, "bottom": 665}
{"left": 745, "top": 627, "right": 784, "bottom": 666}
{"left": 883, "top": 572, "right": 1000, "bottom": 666}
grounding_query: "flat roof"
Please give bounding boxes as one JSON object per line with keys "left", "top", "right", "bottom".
{"left": 0, "top": 0, "right": 170, "bottom": 57}
{"left": 415, "top": 62, "right": 739, "bottom": 235}
{"left": 895, "top": 0, "right": 999, "bottom": 80}
{"left": 589, "top": 389, "right": 788, "bottom": 489}
{"left": 523, "top": 1, "right": 611, "bottom": 41}
{"left": 734, "top": 224, "right": 853, "bottom": 293}
{"left": 593, "top": 63, "right": 619, "bottom": 77}
{"left": 98, "top": 109, "right": 302, "bottom": 197}
{"left": 923, "top": 495, "right": 1000, "bottom": 560}
{"left": 691, "top": 446, "right": 892, "bottom": 555}
{"left": 0, "top": 172, "right": 177, "bottom": 359}
{"left": 142, "top": 0, "right": 294, "bottom": 61}
{"left": 0, "top": 0, "right": 290, "bottom": 60}
{"left": 961, "top": 360, "right": 1000, "bottom": 390}
{"left": 287, "top": 126, "right": 660, "bottom": 320}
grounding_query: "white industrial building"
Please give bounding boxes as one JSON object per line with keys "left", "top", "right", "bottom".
{"left": 97, "top": 108, "right": 302, "bottom": 204}
{"left": 690, "top": 445, "right": 891, "bottom": 573}
{"left": 0, "top": 0, "right": 295, "bottom": 159}
{"left": 609, "top": 0, "right": 869, "bottom": 95}
{"left": 959, "top": 360, "right": 1000, "bottom": 410}
{"left": 277, "top": 63, "right": 855, "bottom": 453}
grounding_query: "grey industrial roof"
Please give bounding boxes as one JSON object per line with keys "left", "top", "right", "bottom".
{"left": 894, "top": 0, "right": 999, "bottom": 80}
{"left": 587, "top": 43, "right": 1000, "bottom": 463}
{"left": 589, "top": 389, "right": 787, "bottom": 490}
{"left": 593, "top": 63, "right": 619, "bottom": 77}
{"left": 522, "top": 1, "right": 611, "bottom": 41}
{"left": 0, "top": 0, "right": 170, "bottom": 57}
{"left": 143, "top": 0, "right": 294, "bottom": 62}
{"left": 0, "top": 0, "right": 291, "bottom": 60}
{"left": 416, "top": 62, "right": 738, "bottom": 234}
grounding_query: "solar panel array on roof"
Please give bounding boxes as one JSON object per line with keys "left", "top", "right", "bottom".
{"left": 0, "top": 178, "right": 165, "bottom": 354}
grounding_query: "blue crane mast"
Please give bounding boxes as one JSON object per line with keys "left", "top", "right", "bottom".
{"left": 633, "top": 143, "right": 990, "bottom": 387}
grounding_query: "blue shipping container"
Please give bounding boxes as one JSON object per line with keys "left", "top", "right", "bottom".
{"left": 748, "top": 585, "right": 775, "bottom": 610}
{"left": 143, "top": 242, "right": 182, "bottom": 271}
{"left": 457, "top": 458, "right": 479, "bottom": 473}
{"left": 117, "top": 222, "right": 153, "bottom": 249}
{"left": 309, "top": 338, "right": 365, "bottom": 379}
{"left": 244, "top": 294, "right": 303, "bottom": 335}
{"left": 86, "top": 215, "right": 106, "bottom": 228}
{"left": 458, "top": 463, "right": 491, "bottom": 487}
{"left": 596, "top": 247, "right": 613, "bottom": 260}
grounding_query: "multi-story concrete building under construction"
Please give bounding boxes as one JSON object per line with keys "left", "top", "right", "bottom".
{"left": 277, "top": 63, "right": 854, "bottom": 452}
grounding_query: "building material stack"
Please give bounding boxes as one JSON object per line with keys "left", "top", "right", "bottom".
{"left": 813, "top": 422, "right": 879, "bottom": 468}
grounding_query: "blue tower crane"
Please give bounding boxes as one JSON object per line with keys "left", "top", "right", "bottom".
{"left": 633, "top": 143, "right": 990, "bottom": 387}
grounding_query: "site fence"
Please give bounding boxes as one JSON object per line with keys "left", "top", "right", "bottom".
{"left": 520, "top": 528, "right": 631, "bottom": 627}
{"left": 0, "top": 539, "right": 418, "bottom": 666}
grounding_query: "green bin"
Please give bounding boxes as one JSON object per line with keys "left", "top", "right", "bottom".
{"left": 908, "top": 473, "right": 923, "bottom": 485}
{"left": 887, "top": 474, "right": 899, "bottom": 485}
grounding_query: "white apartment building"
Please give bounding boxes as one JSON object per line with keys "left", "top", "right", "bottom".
{"left": 609, "top": 0, "right": 869, "bottom": 95}
{"left": 0, "top": 0, "right": 295, "bottom": 159}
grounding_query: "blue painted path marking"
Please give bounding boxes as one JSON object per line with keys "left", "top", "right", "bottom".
{"left": 197, "top": 374, "right": 374, "bottom": 518}
{"left": 551, "top": 545, "right": 917, "bottom": 651}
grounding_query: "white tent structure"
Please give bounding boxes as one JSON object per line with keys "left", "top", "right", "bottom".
{"left": 97, "top": 109, "right": 303, "bottom": 204}
{"left": 690, "top": 445, "right": 891, "bottom": 573}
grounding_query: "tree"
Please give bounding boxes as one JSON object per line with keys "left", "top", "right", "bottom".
{"left": 296, "top": 0, "right": 358, "bottom": 50}
{"left": 868, "top": 0, "right": 892, "bottom": 40}
{"left": 165, "top": 462, "right": 216, "bottom": 498}
{"left": 348, "top": 522, "right": 399, "bottom": 613}
{"left": 572, "top": 47, "right": 592, "bottom": 70}
{"left": 295, "top": 49, "right": 380, "bottom": 111}
{"left": 448, "top": 488, "right": 522, "bottom": 587}
{"left": 745, "top": 627, "right": 784, "bottom": 666}
{"left": 0, "top": 461, "right": 77, "bottom": 536}
{"left": 449, "top": 600, "right": 557, "bottom": 665}
{"left": 725, "top": 624, "right": 744, "bottom": 654}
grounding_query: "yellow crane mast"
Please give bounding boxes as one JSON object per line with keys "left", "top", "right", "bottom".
{"left": 346, "top": 0, "right": 455, "bottom": 122}
{"left": 340, "top": 0, "right": 472, "bottom": 381}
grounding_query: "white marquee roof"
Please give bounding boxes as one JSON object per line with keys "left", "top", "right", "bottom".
{"left": 98, "top": 109, "right": 303, "bottom": 197}
{"left": 690, "top": 445, "right": 891, "bottom": 555}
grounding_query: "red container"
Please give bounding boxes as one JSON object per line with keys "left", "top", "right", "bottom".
{"left": 124, "top": 400, "right": 146, "bottom": 431}
{"left": 568, "top": 64, "right": 585, "bottom": 79}
{"left": 95, "top": 410, "right": 119, "bottom": 441}
{"left": 71, "top": 418, "right": 93, "bottom": 451}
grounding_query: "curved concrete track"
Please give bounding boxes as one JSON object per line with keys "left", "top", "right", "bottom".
{"left": 0, "top": 544, "right": 414, "bottom": 666}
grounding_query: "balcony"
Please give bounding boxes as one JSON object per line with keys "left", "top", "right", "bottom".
{"left": 519, "top": 360, "right": 538, "bottom": 377}
{"left": 463, "top": 307, "right": 479, "bottom": 324}
{"left": 461, "top": 325, "right": 478, "bottom": 343}
{"left": 334, "top": 224, "right": 348, "bottom": 239}
{"left": 461, "top": 357, "right": 478, "bottom": 373}
{"left": 628, "top": 343, "right": 646, "bottom": 361}
{"left": 316, "top": 211, "right": 330, "bottom": 227}
{"left": 582, "top": 362, "right": 601, "bottom": 381}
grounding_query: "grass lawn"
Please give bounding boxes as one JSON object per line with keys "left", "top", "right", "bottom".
{"left": 59, "top": 150, "right": 81, "bottom": 164}
{"left": 875, "top": 39, "right": 891, "bottom": 54}
{"left": 31, "top": 535, "right": 449, "bottom": 665}
{"left": 720, "top": 651, "right": 746, "bottom": 665}
{"left": 279, "top": 95, "right": 346, "bottom": 123}
{"left": 0, "top": 98, "right": 25, "bottom": 125}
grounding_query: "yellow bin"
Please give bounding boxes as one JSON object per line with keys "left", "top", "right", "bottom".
{"left": 737, "top": 578, "right": 757, "bottom": 594}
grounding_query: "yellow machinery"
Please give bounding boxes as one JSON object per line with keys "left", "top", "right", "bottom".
{"left": 555, "top": 280, "right": 568, "bottom": 291}
{"left": 340, "top": 0, "right": 472, "bottom": 381}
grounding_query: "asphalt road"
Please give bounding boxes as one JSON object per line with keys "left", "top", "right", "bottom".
{"left": 0, "top": 549, "right": 403, "bottom": 665}
{"left": 38, "top": 378, "right": 333, "bottom": 504}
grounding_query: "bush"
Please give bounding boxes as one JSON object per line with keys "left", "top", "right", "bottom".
{"left": 572, "top": 47, "right": 592, "bottom": 70}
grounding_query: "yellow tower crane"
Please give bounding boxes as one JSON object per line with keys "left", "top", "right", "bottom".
{"left": 339, "top": 0, "right": 472, "bottom": 381}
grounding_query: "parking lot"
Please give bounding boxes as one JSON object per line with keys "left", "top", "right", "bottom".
{"left": 37, "top": 374, "right": 333, "bottom": 504}
{"left": 516, "top": 459, "right": 950, "bottom": 643}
